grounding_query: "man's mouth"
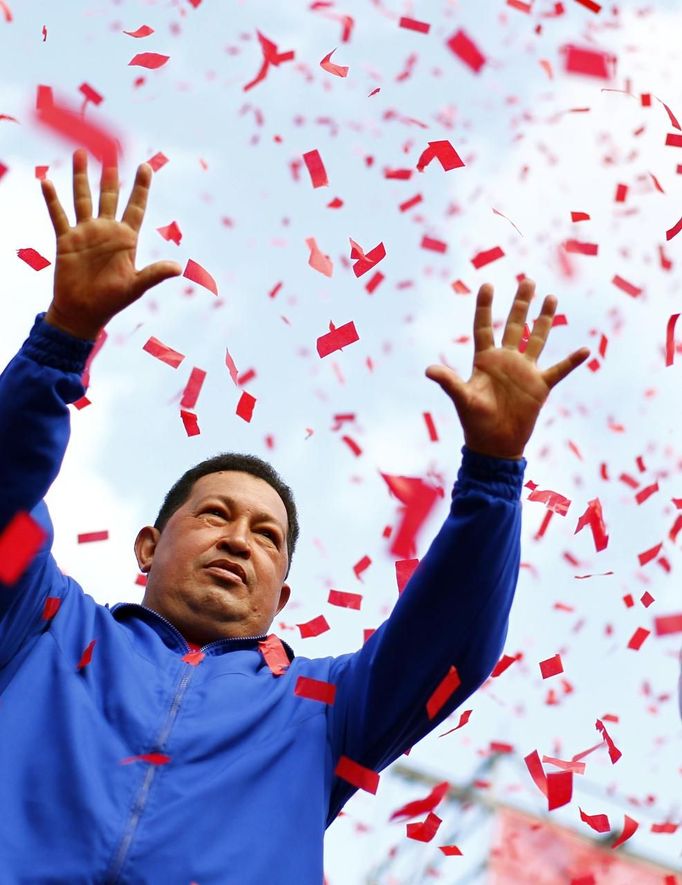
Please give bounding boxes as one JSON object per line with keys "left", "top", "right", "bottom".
{"left": 204, "top": 565, "right": 245, "bottom": 585}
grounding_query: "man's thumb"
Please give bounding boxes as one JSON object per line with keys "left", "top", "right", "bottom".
{"left": 425, "top": 364, "right": 468, "bottom": 411}
{"left": 135, "top": 261, "right": 183, "bottom": 297}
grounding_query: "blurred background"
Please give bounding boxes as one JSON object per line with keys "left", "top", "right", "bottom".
{"left": 1, "top": 0, "right": 680, "bottom": 882}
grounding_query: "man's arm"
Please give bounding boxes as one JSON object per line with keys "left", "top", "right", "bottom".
{"left": 324, "top": 280, "right": 591, "bottom": 822}
{"left": 0, "top": 149, "right": 180, "bottom": 662}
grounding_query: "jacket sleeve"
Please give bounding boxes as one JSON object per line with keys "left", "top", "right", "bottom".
{"left": 0, "top": 313, "right": 95, "bottom": 668}
{"left": 325, "top": 447, "right": 526, "bottom": 824}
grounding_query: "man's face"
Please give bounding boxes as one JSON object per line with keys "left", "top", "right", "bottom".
{"left": 134, "top": 471, "right": 291, "bottom": 647}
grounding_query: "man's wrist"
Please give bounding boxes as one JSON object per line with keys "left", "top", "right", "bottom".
{"left": 43, "top": 304, "right": 103, "bottom": 342}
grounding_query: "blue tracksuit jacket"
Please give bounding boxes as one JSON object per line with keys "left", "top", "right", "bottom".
{"left": 0, "top": 313, "right": 526, "bottom": 884}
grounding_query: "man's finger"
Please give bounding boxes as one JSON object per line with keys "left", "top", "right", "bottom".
{"left": 72, "top": 149, "right": 93, "bottom": 223}
{"left": 473, "top": 283, "right": 495, "bottom": 354}
{"left": 98, "top": 163, "right": 120, "bottom": 219}
{"left": 40, "top": 179, "right": 70, "bottom": 237}
{"left": 134, "top": 261, "right": 183, "bottom": 298}
{"left": 501, "top": 278, "right": 535, "bottom": 351}
{"left": 121, "top": 162, "right": 152, "bottom": 233}
{"left": 523, "top": 294, "right": 557, "bottom": 363}
{"left": 542, "top": 347, "right": 591, "bottom": 390}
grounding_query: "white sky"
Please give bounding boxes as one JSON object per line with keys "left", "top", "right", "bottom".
{"left": 1, "top": 0, "right": 681, "bottom": 882}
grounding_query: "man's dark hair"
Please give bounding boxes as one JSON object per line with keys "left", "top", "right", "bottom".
{"left": 154, "top": 453, "right": 300, "bottom": 580}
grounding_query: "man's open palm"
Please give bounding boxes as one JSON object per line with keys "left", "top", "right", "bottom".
{"left": 425, "top": 280, "right": 591, "bottom": 460}
{"left": 42, "top": 149, "right": 182, "bottom": 340}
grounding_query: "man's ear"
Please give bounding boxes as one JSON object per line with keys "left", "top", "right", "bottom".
{"left": 276, "top": 583, "right": 291, "bottom": 616}
{"left": 134, "top": 526, "right": 161, "bottom": 574}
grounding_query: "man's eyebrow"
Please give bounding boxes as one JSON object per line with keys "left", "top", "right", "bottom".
{"left": 199, "top": 495, "right": 284, "bottom": 534}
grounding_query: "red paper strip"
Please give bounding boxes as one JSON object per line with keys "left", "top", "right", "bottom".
{"left": 406, "top": 812, "right": 442, "bottom": 842}
{"left": 595, "top": 718, "right": 622, "bottom": 763}
{"left": 651, "top": 822, "right": 679, "bottom": 834}
{"left": 76, "top": 639, "right": 96, "bottom": 670}
{"left": 129, "top": 52, "right": 169, "bottom": 69}
{"left": 399, "top": 17, "right": 430, "bottom": 34}
{"left": 562, "top": 44, "right": 614, "bottom": 79}
{"left": 42, "top": 597, "right": 61, "bottom": 621}
{"left": 524, "top": 750, "right": 548, "bottom": 797}
{"left": 543, "top": 756, "right": 586, "bottom": 775}
{"left": 439, "top": 844, "right": 463, "bottom": 856}
{"left": 303, "top": 149, "right": 328, "bottom": 188}
{"left": 350, "top": 238, "right": 386, "bottom": 277}
{"left": 571, "top": 211, "right": 590, "bottom": 222}
{"left": 423, "top": 412, "right": 438, "bottom": 442}
{"left": 611, "top": 814, "right": 638, "bottom": 849}
{"left": 421, "top": 236, "right": 447, "bottom": 253}
{"left": 0, "top": 511, "right": 47, "bottom": 584}
{"left": 627, "top": 627, "right": 650, "bottom": 650}
{"left": 612, "top": 275, "right": 641, "bottom": 297}
{"left": 236, "top": 391, "right": 256, "bottom": 423}
{"left": 297, "top": 614, "right": 330, "bottom": 638}
{"left": 306, "top": 236, "right": 333, "bottom": 277}
{"left": 294, "top": 675, "right": 336, "bottom": 704}
{"left": 77, "top": 530, "right": 109, "bottom": 543}
{"left": 579, "top": 807, "right": 610, "bottom": 833}
{"left": 244, "top": 31, "right": 295, "bottom": 92}
{"left": 426, "top": 665, "right": 461, "bottom": 719}
{"left": 395, "top": 558, "right": 420, "bottom": 595}
{"left": 180, "top": 367, "right": 206, "bottom": 410}
{"left": 654, "top": 613, "right": 682, "bottom": 635}
{"left": 335, "top": 755, "right": 379, "bottom": 794}
{"left": 446, "top": 29, "right": 486, "bottom": 73}
{"left": 399, "top": 194, "right": 423, "bottom": 212}
{"left": 17, "top": 247, "right": 51, "bottom": 271}
{"left": 316, "top": 321, "right": 359, "bottom": 358}
{"left": 666, "top": 216, "right": 682, "bottom": 241}
{"left": 33, "top": 84, "right": 120, "bottom": 166}
{"left": 539, "top": 654, "right": 563, "bottom": 678}
{"left": 183, "top": 258, "right": 217, "bottom": 295}
{"left": 123, "top": 25, "right": 155, "bottom": 38}
{"left": 491, "top": 653, "right": 519, "bottom": 677}
{"left": 390, "top": 782, "right": 449, "bottom": 821}
{"left": 320, "top": 48, "right": 348, "bottom": 78}
{"left": 574, "top": 0, "right": 602, "bottom": 12}
{"left": 574, "top": 498, "right": 609, "bottom": 551}
{"left": 666, "top": 133, "right": 682, "bottom": 148}
{"left": 416, "top": 140, "right": 465, "bottom": 172}
{"left": 547, "top": 770, "right": 573, "bottom": 810}
{"left": 180, "top": 409, "right": 200, "bottom": 437}
{"left": 564, "top": 239, "right": 598, "bottom": 255}
{"left": 147, "top": 151, "right": 168, "bottom": 172}
{"left": 471, "top": 246, "right": 504, "bottom": 269}
{"left": 438, "top": 709, "right": 472, "bottom": 737}
{"left": 258, "top": 634, "right": 290, "bottom": 676}
{"left": 143, "top": 337, "right": 185, "bottom": 368}
{"left": 666, "top": 314, "right": 680, "bottom": 367}
{"left": 157, "top": 220, "right": 182, "bottom": 245}
{"left": 79, "top": 83, "right": 103, "bottom": 106}
{"left": 328, "top": 589, "right": 362, "bottom": 609}
{"left": 120, "top": 752, "right": 171, "bottom": 765}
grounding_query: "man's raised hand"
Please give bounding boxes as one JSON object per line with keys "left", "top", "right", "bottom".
{"left": 425, "top": 279, "right": 591, "bottom": 460}
{"left": 42, "top": 148, "right": 182, "bottom": 340}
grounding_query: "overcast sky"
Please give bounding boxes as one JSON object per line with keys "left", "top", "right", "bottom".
{"left": 1, "top": 0, "right": 681, "bottom": 881}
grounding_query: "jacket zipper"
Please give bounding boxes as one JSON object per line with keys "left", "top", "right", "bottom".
{"left": 104, "top": 605, "right": 268, "bottom": 882}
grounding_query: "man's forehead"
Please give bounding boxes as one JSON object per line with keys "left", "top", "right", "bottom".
{"left": 191, "top": 471, "right": 288, "bottom": 527}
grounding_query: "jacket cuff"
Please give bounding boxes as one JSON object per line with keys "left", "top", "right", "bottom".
{"left": 456, "top": 444, "right": 526, "bottom": 501}
{"left": 22, "top": 312, "right": 96, "bottom": 374}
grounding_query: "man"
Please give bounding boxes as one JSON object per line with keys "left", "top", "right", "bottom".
{"left": 0, "top": 149, "right": 590, "bottom": 883}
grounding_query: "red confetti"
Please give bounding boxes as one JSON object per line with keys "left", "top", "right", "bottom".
{"left": 128, "top": 52, "right": 169, "bottom": 69}
{"left": 399, "top": 17, "right": 430, "bottom": 34}
{"left": 328, "top": 589, "right": 362, "bottom": 610}
{"left": 236, "top": 391, "right": 256, "bottom": 423}
{"left": 143, "top": 337, "right": 185, "bottom": 368}
{"left": 547, "top": 770, "right": 573, "bottom": 810}
{"left": 350, "top": 238, "right": 386, "bottom": 277}
{"left": 399, "top": 194, "right": 423, "bottom": 212}
{"left": 243, "top": 31, "right": 295, "bottom": 92}
{"left": 421, "top": 236, "right": 447, "bottom": 253}
{"left": 76, "top": 639, "right": 96, "bottom": 670}
{"left": 562, "top": 44, "right": 614, "bottom": 79}
{"left": 316, "top": 320, "right": 359, "bottom": 358}
{"left": 0, "top": 511, "right": 47, "bottom": 584}
{"left": 406, "top": 812, "right": 442, "bottom": 842}
{"left": 574, "top": 498, "right": 609, "bottom": 551}
{"left": 651, "top": 822, "right": 679, "bottom": 834}
{"left": 426, "top": 665, "right": 461, "bottom": 720}
{"left": 123, "top": 25, "right": 155, "bottom": 38}
{"left": 294, "top": 675, "right": 336, "bottom": 704}
{"left": 77, "top": 530, "right": 109, "bottom": 543}
{"left": 579, "top": 808, "right": 610, "bottom": 833}
{"left": 596, "top": 718, "right": 622, "bottom": 764}
{"left": 17, "top": 247, "right": 50, "bottom": 271}
{"left": 390, "top": 782, "right": 449, "bottom": 821}
{"left": 539, "top": 654, "right": 564, "bottom": 679}
{"left": 180, "top": 410, "right": 200, "bottom": 437}
{"left": 446, "top": 29, "right": 486, "bottom": 74}
{"left": 439, "top": 844, "right": 463, "bottom": 856}
{"left": 147, "top": 151, "right": 169, "bottom": 172}
{"left": 524, "top": 750, "right": 548, "bottom": 797}
{"left": 611, "top": 814, "right": 638, "bottom": 849}
{"left": 627, "top": 627, "right": 650, "bottom": 650}
{"left": 183, "top": 258, "right": 218, "bottom": 295}
{"left": 416, "top": 140, "right": 465, "bottom": 172}
{"left": 258, "top": 634, "right": 290, "bottom": 676}
{"left": 0, "top": 0, "right": 11, "bottom": 22}
{"left": 120, "top": 753, "right": 171, "bottom": 765}
{"left": 79, "top": 83, "right": 103, "bottom": 106}
{"left": 157, "top": 220, "right": 182, "bottom": 245}
{"left": 491, "top": 653, "right": 519, "bottom": 677}
{"left": 564, "top": 239, "right": 598, "bottom": 256}
{"left": 438, "top": 709, "right": 472, "bottom": 737}
{"left": 306, "top": 236, "right": 333, "bottom": 277}
{"left": 574, "top": 0, "right": 602, "bottom": 12}
{"left": 571, "top": 211, "right": 590, "bottom": 222}
{"left": 654, "top": 613, "right": 682, "bottom": 635}
{"left": 334, "top": 756, "right": 380, "bottom": 794}
{"left": 0, "top": 162, "right": 8, "bottom": 180}
{"left": 42, "top": 597, "right": 61, "bottom": 621}
{"left": 320, "top": 48, "right": 348, "bottom": 78}
{"left": 297, "top": 614, "right": 330, "bottom": 638}
{"left": 471, "top": 246, "right": 505, "bottom": 269}
{"left": 665, "top": 133, "right": 682, "bottom": 148}
{"left": 180, "top": 367, "right": 206, "bottom": 410}
{"left": 612, "top": 275, "right": 641, "bottom": 297}
{"left": 303, "top": 149, "right": 328, "bottom": 188}
{"left": 35, "top": 165, "right": 48, "bottom": 180}
{"left": 667, "top": 314, "right": 681, "bottom": 366}
{"left": 182, "top": 650, "right": 205, "bottom": 666}
{"left": 666, "top": 216, "right": 682, "bottom": 241}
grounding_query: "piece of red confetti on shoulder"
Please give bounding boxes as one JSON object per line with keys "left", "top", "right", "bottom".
{"left": 76, "top": 639, "right": 96, "bottom": 671}
{"left": 17, "top": 247, "right": 50, "bottom": 270}
{"left": 120, "top": 752, "right": 171, "bottom": 765}
{"left": 258, "top": 634, "right": 290, "bottom": 676}
{"left": 42, "top": 597, "right": 61, "bottom": 621}
{"left": 0, "top": 511, "right": 47, "bottom": 584}
{"left": 295, "top": 675, "right": 336, "bottom": 704}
